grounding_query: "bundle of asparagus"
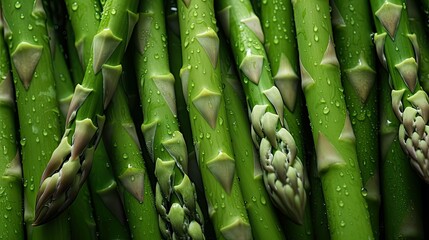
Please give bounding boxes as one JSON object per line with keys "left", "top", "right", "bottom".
{"left": 0, "top": 0, "right": 428, "bottom": 239}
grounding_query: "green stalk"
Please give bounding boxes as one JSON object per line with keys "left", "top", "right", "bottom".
{"left": 46, "top": 8, "right": 97, "bottom": 239}
{"left": 88, "top": 142, "right": 131, "bottom": 239}
{"left": 407, "top": 0, "right": 429, "bottom": 94}
{"left": 1, "top": 0, "right": 71, "bottom": 237}
{"left": 370, "top": 0, "right": 429, "bottom": 182}
{"left": 216, "top": 0, "right": 307, "bottom": 224}
{"left": 331, "top": 0, "right": 380, "bottom": 237}
{"left": 260, "top": 0, "right": 314, "bottom": 237}
{"left": 220, "top": 39, "right": 286, "bottom": 239}
{"left": 103, "top": 81, "right": 161, "bottom": 239}
{"left": 134, "top": 0, "right": 204, "bottom": 238}
{"left": 178, "top": 0, "right": 252, "bottom": 239}
{"left": 35, "top": 0, "right": 140, "bottom": 224}
{"left": 380, "top": 66, "right": 425, "bottom": 239}
{"left": 291, "top": 0, "right": 373, "bottom": 238}
{"left": 65, "top": 20, "right": 84, "bottom": 85}
{"left": 0, "top": 9, "right": 24, "bottom": 240}
{"left": 165, "top": 3, "right": 215, "bottom": 236}
{"left": 64, "top": 0, "right": 102, "bottom": 72}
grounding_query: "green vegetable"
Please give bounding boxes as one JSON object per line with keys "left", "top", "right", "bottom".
{"left": 380, "top": 66, "right": 425, "bottom": 239}
{"left": 1, "top": 0, "right": 71, "bottom": 237}
{"left": 178, "top": 0, "right": 252, "bottom": 238}
{"left": 0, "top": 8, "right": 24, "bottom": 240}
{"left": 216, "top": 0, "right": 306, "bottom": 224}
{"left": 220, "top": 37, "right": 286, "bottom": 239}
{"left": 35, "top": 0, "right": 140, "bottom": 224}
{"left": 370, "top": 0, "right": 429, "bottom": 182}
{"left": 291, "top": 0, "right": 373, "bottom": 238}
{"left": 134, "top": 0, "right": 204, "bottom": 238}
{"left": 331, "top": 0, "right": 380, "bottom": 237}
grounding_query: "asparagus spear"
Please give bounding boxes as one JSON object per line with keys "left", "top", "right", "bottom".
{"left": 45, "top": 8, "right": 97, "bottom": 239}
{"left": 291, "top": 0, "right": 373, "bottom": 238}
{"left": 134, "top": 0, "right": 204, "bottom": 238}
{"left": 165, "top": 3, "right": 216, "bottom": 236}
{"left": 1, "top": 0, "right": 71, "bottom": 237}
{"left": 380, "top": 66, "right": 425, "bottom": 239}
{"left": 407, "top": 0, "right": 429, "bottom": 94}
{"left": 35, "top": 0, "right": 140, "bottom": 224}
{"left": 259, "top": 0, "right": 314, "bottom": 237}
{"left": 370, "top": 0, "right": 429, "bottom": 182}
{"left": 0, "top": 9, "right": 24, "bottom": 240}
{"left": 88, "top": 141, "right": 131, "bottom": 239}
{"left": 331, "top": 0, "right": 380, "bottom": 237}
{"left": 216, "top": 0, "right": 306, "bottom": 224}
{"left": 103, "top": 81, "right": 162, "bottom": 239}
{"left": 220, "top": 37, "right": 286, "bottom": 239}
{"left": 178, "top": 0, "right": 252, "bottom": 238}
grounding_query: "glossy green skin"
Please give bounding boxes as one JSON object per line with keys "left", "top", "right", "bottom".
{"left": 47, "top": 13, "right": 97, "bottom": 240}
{"left": 1, "top": 0, "right": 71, "bottom": 238}
{"left": 408, "top": 0, "right": 429, "bottom": 93}
{"left": 260, "top": 0, "right": 314, "bottom": 238}
{"left": 64, "top": 0, "right": 102, "bottom": 71}
{"left": 291, "top": 0, "right": 373, "bottom": 239}
{"left": 178, "top": 0, "right": 251, "bottom": 239}
{"left": 370, "top": 0, "right": 421, "bottom": 105}
{"left": 135, "top": 0, "right": 203, "bottom": 238}
{"left": 220, "top": 40, "right": 285, "bottom": 240}
{"left": 331, "top": 0, "right": 380, "bottom": 237}
{"left": 0, "top": 10, "right": 24, "bottom": 240}
{"left": 104, "top": 83, "right": 161, "bottom": 239}
{"left": 380, "top": 68, "right": 425, "bottom": 239}
{"left": 88, "top": 142, "right": 131, "bottom": 240}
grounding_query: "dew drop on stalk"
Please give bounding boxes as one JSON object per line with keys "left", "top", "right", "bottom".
{"left": 71, "top": 2, "right": 78, "bottom": 11}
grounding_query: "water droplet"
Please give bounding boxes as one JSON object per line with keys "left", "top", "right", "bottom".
{"left": 28, "top": 24, "right": 33, "bottom": 30}
{"left": 361, "top": 188, "right": 368, "bottom": 197}
{"left": 111, "top": 9, "right": 116, "bottom": 15}
{"left": 123, "top": 153, "right": 128, "bottom": 159}
{"left": 71, "top": 2, "right": 78, "bottom": 11}
{"left": 14, "top": 1, "right": 22, "bottom": 9}
{"left": 340, "top": 220, "right": 346, "bottom": 227}
{"left": 323, "top": 106, "right": 330, "bottom": 114}
{"left": 336, "top": 185, "right": 341, "bottom": 192}
{"left": 251, "top": 196, "right": 256, "bottom": 202}
{"left": 339, "top": 200, "right": 344, "bottom": 207}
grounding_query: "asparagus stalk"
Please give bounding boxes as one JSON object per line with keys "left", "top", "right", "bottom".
{"left": 220, "top": 38, "right": 286, "bottom": 239}
{"left": 291, "top": 0, "right": 373, "bottom": 238}
{"left": 380, "top": 66, "right": 425, "bottom": 239}
{"left": 370, "top": 0, "right": 429, "bottom": 182}
{"left": 216, "top": 0, "right": 306, "bottom": 224}
{"left": 165, "top": 3, "right": 215, "bottom": 236}
{"left": 35, "top": 0, "right": 140, "bottom": 224}
{"left": 88, "top": 142, "right": 131, "bottom": 239}
{"left": 259, "top": 0, "right": 314, "bottom": 237}
{"left": 331, "top": 0, "right": 380, "bottom": 237}
{"left": 178, "top": 0, "right": 252, "bottom": 238}
{"left": 407, "top": 0, "right": 429, "bottom": 94}
{"left": 134, "top": 0, "right": 205, "bottom": 238}
{"left": 45, "top": 9, "right": 97, "bottom": 239}
{"left": 0, "top": 9, "right": 24, "bottom": 240}
{"left": 1, "top": 0, "right": 71, "bottom": 237}
{"left": 103, "top": 81, "right": 162, "bottom": 239}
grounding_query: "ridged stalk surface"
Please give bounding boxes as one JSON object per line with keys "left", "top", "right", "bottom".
{"left": 1, "top": 0, "right": 71, "bottom": 237}
{"left": 216, "top": 0, "right": 306, "bottom": 224}
{"left": 134, "top": 0, "right": 204, "bottom": 238}
{"left": 0, "top": 9, "right": 24, "bottom": 240}
{"left": 35, "top": 0, "right": 140, "bottom": 224}
{"left": 291, "top": 0, "right": 373, "bottom": 238}
{"left": 370, "top": 0, "right": 429, "bottom": 182}
{"left": 178, "top": 0, "right": 252, "bottom": 239}
{"left": 331, "top": 0, "right": 380, "bottom": 237}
